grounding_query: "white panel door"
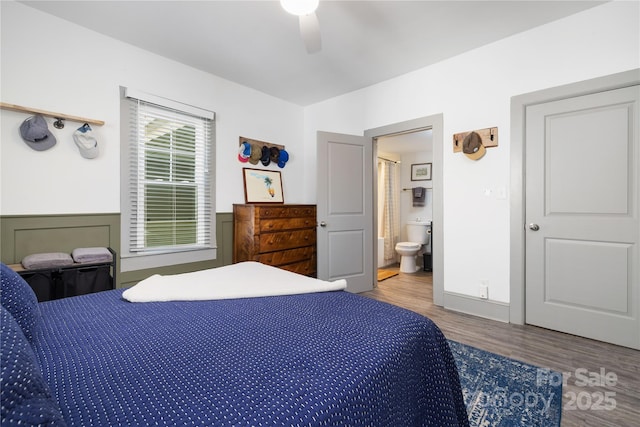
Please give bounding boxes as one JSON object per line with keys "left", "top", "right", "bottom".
{"left": 525, "top": 85, "right": 640, "bottom": 349}
{"left": 317, "top": 131, "right": 373, "bottom": 293}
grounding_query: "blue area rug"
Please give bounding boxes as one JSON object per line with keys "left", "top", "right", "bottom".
{"left": 448, "top": 340, "right": 562, "bottom": 427}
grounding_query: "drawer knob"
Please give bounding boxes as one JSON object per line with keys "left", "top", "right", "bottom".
{"left": 319, "top": 221, "right": 327, "bottom": 227}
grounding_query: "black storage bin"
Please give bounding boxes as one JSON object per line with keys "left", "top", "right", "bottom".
{"left": 423, "top": 253, "right": 432, "bottom": 272}
{"left": 20, "top": 271, "right": 56, "bottom": 302}
{"left": 60, "top": 265, "right": 112, "bottom": 298}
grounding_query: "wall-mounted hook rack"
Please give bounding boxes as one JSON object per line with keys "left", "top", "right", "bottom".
{"left": 452, "top": 126, "right": 498, "bottom": 153}
{"left": 239, "top": 136, "right": 284, "bottom": 152}
{"left": 0, "top": 102, "right": 105, "bottom": 127}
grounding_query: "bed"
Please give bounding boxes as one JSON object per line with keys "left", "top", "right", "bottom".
{"left": 1, "top": 261, "right": 469, "bottom": 426}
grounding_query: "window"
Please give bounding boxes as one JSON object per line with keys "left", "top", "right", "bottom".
{"left": 121, "top": 88, "right": 216, "bottom": 271}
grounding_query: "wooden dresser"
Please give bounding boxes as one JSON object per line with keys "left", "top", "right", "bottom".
{"left": 233, "top": 204, "right": 317, "bottom": 277}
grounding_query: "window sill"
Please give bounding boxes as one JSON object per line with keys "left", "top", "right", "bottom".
{"left": 120, "top": 248, "right": 216, "bottom": 272}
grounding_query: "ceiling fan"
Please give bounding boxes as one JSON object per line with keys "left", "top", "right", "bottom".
{"left": 280, "top": 0, "right": 322, "bottom": 54}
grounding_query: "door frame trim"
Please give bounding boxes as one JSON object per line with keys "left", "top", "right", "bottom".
{"left": 509, "top": 68, "right": 640, "bottom": 324}
{"left": 365, "top": 114, "right": 444, "bottom": 305}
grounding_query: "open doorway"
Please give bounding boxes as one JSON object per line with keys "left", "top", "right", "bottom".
{"left": 365, "top": 114, "right": 444, "bottom": 306}
{"left": 376, "top": 130, "right": 433, "bottom": 275}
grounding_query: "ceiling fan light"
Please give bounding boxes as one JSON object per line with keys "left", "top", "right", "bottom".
{"left": 280, "top": 0, "right": 319, "bottom": 16}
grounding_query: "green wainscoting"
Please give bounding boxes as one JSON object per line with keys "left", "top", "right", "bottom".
{"left": 1, "top": 212, "right": 234, "bottom": 289}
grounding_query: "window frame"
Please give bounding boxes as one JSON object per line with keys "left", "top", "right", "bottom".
{"left": 120, "top": 87, "right": 216, "bottom": 272}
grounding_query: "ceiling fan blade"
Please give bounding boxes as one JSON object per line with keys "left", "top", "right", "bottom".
{"left": 299, "top": 12, "right": 321, "bottom": 53}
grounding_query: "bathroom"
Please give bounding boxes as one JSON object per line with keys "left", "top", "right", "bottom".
{"left": 377, "top": 129, "right": 433, "bottom": 274}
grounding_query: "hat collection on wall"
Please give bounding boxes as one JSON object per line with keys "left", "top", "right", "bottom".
{"left": 19, "top": 114, "right": 99, "bottom": 159}
{"left": 237, "top": 136, "right": 289, "bottom": 168}
{"left": 452, "top": 127, "right": 498, "bottom": 161}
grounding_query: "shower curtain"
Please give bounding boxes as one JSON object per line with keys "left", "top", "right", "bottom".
{"left": 379, "top": 160, "right": 399, "bottom": 264}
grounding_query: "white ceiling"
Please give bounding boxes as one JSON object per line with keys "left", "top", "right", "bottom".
{"left": 20, "top": 0, "right": 605, "bottom": 106}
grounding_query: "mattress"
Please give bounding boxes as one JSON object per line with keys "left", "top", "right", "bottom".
{"left": 30, "top": 287, "right": 468, "bottom": 426}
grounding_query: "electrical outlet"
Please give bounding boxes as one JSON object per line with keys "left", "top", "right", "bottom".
{"left": 479, "top": 281, "right": 489, "bottom": 299}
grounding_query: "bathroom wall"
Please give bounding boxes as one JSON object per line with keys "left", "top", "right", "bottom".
{"left": 400, "top": 150, "right": 433, "bottom": 246}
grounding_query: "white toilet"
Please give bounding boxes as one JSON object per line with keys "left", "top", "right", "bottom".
{"left": 395, "top": 221, "right": 431, "bottom": 273}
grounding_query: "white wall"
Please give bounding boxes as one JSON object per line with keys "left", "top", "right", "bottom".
{"left": 304, "top": 1, "right": 640, "bottom": 303}
{"left": 0, "top": 1, "right": 305, "bottom": 216}
{"left": 400, "top": 151, "right": 433, "bottom": 232}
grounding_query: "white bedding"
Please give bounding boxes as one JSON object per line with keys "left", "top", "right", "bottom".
{"left": 122, "top": 261, "right": 347, "bottom": 302}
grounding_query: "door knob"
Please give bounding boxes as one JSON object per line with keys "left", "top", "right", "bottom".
{"left": 528, "top": 223, "right": 540, "bottom": 231}
{"left": 319, "top": 221, "right": 327, "bottom": 227}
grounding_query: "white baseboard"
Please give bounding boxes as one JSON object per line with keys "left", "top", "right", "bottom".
{"left": 443, "top": 291, "right": 510, "bottom": 323}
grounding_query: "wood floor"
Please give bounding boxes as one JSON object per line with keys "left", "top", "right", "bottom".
{"left": 362, "top": 266, "right": 639, "bottom": 427}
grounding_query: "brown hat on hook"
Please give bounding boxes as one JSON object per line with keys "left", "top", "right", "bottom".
{"left": 462, "top": 131, "right": 486, "bottom": 160}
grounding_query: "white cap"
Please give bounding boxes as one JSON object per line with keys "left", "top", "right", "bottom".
{"left": 73, "top": 124, "right": 99, "bottom": 159}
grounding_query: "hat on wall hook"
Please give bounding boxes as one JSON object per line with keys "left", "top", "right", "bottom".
{"left": 462, "top": 131, "right": 486, "bottom": 160}
{"left": 19, "top": 114, "right": 57, "bottom": 151}
{"left": 73, "top": 122, "right": 99, "bottom": 159}
{"left": 452, "top": 127, "right": 498, "bottom": 160}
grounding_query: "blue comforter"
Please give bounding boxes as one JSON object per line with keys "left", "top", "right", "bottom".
{"left": 30, "top": 289, "right": 468, "bottom": 426}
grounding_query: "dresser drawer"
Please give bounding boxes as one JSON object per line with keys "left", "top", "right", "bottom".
{"left": 256, "top": 246, "right": 315, "bottom": 266}
{"left": 258, "top": 229, "right": 316, "bottom": 252}
{"left": 278, "top": 258, "right": 317, "bottom": 277}
{"left": 233, "top": 204, "right": 317, "bottom": 276}
{"left": 256, "top": 206, "right": 316, "bottom": 219}
{"left": 260, "top": 217, "right": 315, "bottom": 232}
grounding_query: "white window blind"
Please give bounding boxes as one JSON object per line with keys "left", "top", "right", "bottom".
{"left": 125, "top": 92, "right": 214, "bottom": 256}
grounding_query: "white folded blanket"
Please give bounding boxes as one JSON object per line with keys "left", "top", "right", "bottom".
{"left": 122, "top": 261, "right": 347, "bottom": 303}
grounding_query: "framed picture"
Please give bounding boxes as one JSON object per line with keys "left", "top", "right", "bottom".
{"left": 411, "top": 163, "right": 432, "bottom": 181}
{"left": 243, "top": 168, "right": 284, "bottom": 203}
